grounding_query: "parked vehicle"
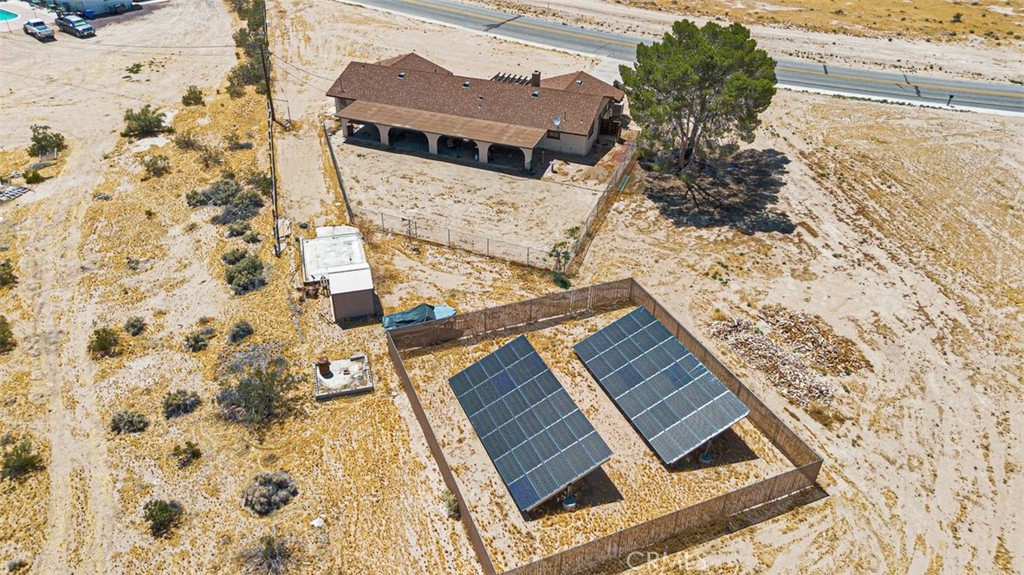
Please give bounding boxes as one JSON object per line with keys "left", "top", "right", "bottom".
{"left": 23, "top": 19, "right": 56, "bottom": 40}
{"left": 54, "top": 14, "right": 95, "bottom": 38}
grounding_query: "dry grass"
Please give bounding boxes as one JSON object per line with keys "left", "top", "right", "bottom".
{"left": 402, "top": 309, "right": 793, "bottom": 571}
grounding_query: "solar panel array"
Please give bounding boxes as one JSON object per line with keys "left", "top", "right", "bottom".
{"left": 448, "top": 335, "right": 612, "bottom": 512}
{"left": 574, "top": 307, "right": 749, "bottom": 465}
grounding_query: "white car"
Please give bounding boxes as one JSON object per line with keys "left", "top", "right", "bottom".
{"left": 23, "top": 19, "right": 55, "bottom": 40}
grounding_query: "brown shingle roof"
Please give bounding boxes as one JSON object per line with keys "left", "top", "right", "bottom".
{"left": 327, "top": 60, "right": 607, "bottom": 137}
{"left": 339, "top": 100, "right": 546, "bottom": 149}
{"left": 375, "top": 53, "right": 452, "bottom": 75}
{"left": 540, "top": 71, "right": 625, "bottom": 101}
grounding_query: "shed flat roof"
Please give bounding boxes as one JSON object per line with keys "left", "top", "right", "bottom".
{"left": 338, "top": 100, "right": 547, "bottom": 149}
{"left": 328, "top": 268, "right": 375, "bottom": 295}
{"left": 300, "top": 225, "right": 369, "bottom": 283}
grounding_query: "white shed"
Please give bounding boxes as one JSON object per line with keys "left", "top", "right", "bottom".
{"left": 300, "top": 226, "right": 378, "bottom": 322}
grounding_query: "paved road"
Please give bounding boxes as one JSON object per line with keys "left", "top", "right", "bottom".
{"left": 347, "top": 0, "right": 1024, "bottom": 114}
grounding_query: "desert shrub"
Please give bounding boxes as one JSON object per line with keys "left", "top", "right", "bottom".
{"left": 121, "top": 105, "right": 168, "bottom": 138}
{"left": 163, "top": 390, "right": 201, "bottom": 419}
{"left": 199, "top": 144, "right": 224, "bottom": 168}
{"left": 228, "top": 321, "right": 254, "bottom": 344}
{"left": 443, "top": 489, "right": 460, "bottom": 519}
{"left": 240, "top": 534, "right": 292, "bottom": 575}
{"left": 186, "top": 179, "right": 263, "bottom": 225}
{"left": 143, "top": 499, "right": 183, "bottom": 537}
{"left": 242, "top": 471, "right": 298, "bottom": 515}
{"left": 27, "top": 124, "right": 67, "bottom": 158}
{"left": 246, "top": 172, "right": 273, "bottom": 197}
{"left": 216, "top": 363, "right": 299, "bottom": 427}
{"left": 0, "top": 315, "right": 15, "bottom": 354}
{"left": 111, "top": 411, "right": 149, "bottom": 434}
{"left": 1, "top": 440, "right": 44, "bottom": 480}
{"left": 187, "top": 179, "right": 242, "bottom": 207}
{"left": 222, "top": 248, "right": 248, "bottom": 265}
{"left": 227, "top": 221, "right": 251, "bottom": 237}
{"left": 126, "top": 62, "right": 143, "bottom": 74}
{"left": 551, "top": 271, "right": 571, "bottom": 290}
{"left": 6, "top": 558, "right": 28, "bottom": 572}
{"left": 88, "top": 327, "right": 120, "bottom": 358}
{"left": 184, "top": 327, "right": 215, "bottom": 352}
{"left": 225, "top": 255, "right": 265, "bottom": 294}
{"left": 171, "top": 441, "right": 202, "bottom": 468}
{"left": 24, "top": 171, "right": 44, "bottom": 185}
{"left": 182, "top": 85, "right": 205, "bottom": 106}
{"left": 0, "top": 259, "right": 16, "bottom": 287}
{"left": 243, "top": 231, "right": 261, "bottom": 244}
{"left": 211, "top": 190, "right": 264, "bottom": 225}
{"left": 142, "top": 154, "right": 171, "bottom": 178}
{"left": 173, "top": 130, "right": 200, "bottom": 150}
{"left": 124, "top": 316, "right": 146, "bottom": 336}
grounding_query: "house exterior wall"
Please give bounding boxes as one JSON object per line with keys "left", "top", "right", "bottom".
{"left": 67, "top": 0, "right": 132, "bottom": 15}
{"left": 536, "top": 113, "right": 601, "bottom": 156}
{"left": 331, "top": 290, "right": 377, "bottom": 322}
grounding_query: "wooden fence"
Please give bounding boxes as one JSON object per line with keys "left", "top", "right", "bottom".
{"left": 386, "top": 278, "right": 823, "bottom": 575}
{"left": 387, "top": 333, "right": 497, "bottom": 575}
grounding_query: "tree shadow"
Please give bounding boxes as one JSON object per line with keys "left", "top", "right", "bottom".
{"left": 644, "top": 148, "right": 795, "bottom": 235}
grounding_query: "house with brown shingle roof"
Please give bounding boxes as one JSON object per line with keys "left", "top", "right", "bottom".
{"left": 327, "top": 53, "right": 625, "bottom": 171}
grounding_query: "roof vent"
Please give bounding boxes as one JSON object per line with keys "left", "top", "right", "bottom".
{"left": 398, "top": 72, "right": 406, "bottom": 79}
{"left": 463, "top": 81, "right": 470, "bottom": 88}
{"left": 531, "top": 91, "right": 539, "bottom": 98}
{"left": 575, "top": 79, "right": 584, "bottom": 86}
{"left": 478, "top": 95, "right": 483, "bottom": 100}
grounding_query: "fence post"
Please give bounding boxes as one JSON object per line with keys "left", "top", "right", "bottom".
{"left": 486, "top": 237, "right": 490, "bottom": 256}
{"left": 448, "top": 228, "right": 451, "bottom": 246}
{"left": 380, "top": 212, "right": 384, "bottom": 229}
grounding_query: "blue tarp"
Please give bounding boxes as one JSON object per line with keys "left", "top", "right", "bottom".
{"left": 382, "top": 303, "right": 457, "bottom": 331}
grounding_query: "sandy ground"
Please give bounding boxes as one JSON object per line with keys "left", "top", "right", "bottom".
{"left": 574, "top": 91, "right": 1024, "bottom": 573}
{"left": 456, "top": 0, "right": 1024, "bottom": 84}
{"left": 402, "top": 310, "right": 793, "bottom": 572}
{"left": 335, "top": 137, "right": 617, "bottom": 251}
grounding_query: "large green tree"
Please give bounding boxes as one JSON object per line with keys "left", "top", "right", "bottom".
{"left": 620, "top": 20, "right": 777, "bottom": 173}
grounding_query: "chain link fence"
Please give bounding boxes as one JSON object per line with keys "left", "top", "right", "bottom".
{"left": 323, "top": 125, "right": 638, "bottom": 273}
{"left": 351, "top": 205, "right": 557, "bottom": 270}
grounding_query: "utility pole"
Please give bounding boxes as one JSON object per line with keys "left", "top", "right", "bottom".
{"left": 259, "top": 43, "right": 276, "bottom": 123}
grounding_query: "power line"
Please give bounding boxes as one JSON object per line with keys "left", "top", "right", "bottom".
{"left": 270, "top": 53, "right": 336, "bottom": 82}
{"left": 0, "top": 68, "right": 150, "bottom": 103}
{"left": 273, "top": 63, "right": 331, "bottom": 93}
{"left": 0, "top": 35, "right": 238, "bottom": 58}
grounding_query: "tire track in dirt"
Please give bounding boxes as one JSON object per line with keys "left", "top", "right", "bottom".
{"left": 22, "top": 185, "right": 117, "bottom": 574}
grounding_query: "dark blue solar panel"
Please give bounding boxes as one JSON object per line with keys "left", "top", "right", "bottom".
{"left": 574, "top": 307, "right": 750, "bottom": 465}
{"left": 574, "top": 337, "right": 599, "bottom": 363}
{"left": 449, "top": 335, "right": 612, "bottom": 512}
{"left": 492, "top": 371, "right": 516, "bottom": 397}
{"left": 450, "top": 371, "right": 472, "bottom": 398}
{"left": 508, "top": 476, "right": 538, "bottom": 509}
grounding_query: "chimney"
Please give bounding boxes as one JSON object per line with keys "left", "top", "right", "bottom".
{"left": 530, "top": 70, "right": 541, "bottom": 87}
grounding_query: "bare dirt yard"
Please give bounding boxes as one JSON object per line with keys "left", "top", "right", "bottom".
{"left": 335, "top": 138, "right": 616, "bottom": 253}
{"left": 575, "top": 90, "right": 1024, "bottom": 573}
{"left": 402, "top": 309, "right": 793, "bottom": 572}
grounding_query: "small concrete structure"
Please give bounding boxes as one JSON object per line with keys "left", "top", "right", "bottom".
{"left": 300, "top": 225, "right": 379, "bottom": 323}
{"left": 314, "top": 354, "right": 374, "bottom": 400}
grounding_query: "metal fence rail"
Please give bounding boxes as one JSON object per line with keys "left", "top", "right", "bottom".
{"left": 386, "top": 278, "right": 824, "bottom": 575}
{"left": 322, "top": 126, "right": 637, "bottom": 273}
